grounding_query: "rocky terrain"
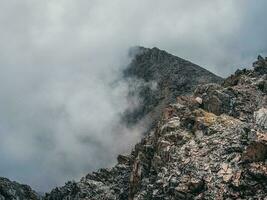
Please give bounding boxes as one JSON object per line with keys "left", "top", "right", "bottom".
{"left": 1, "top": 50, "right": 267, "bottom": 200}
{"left": 44, "top": 56, "right": 267, "bottom": 199}
{"left": 123, "top": 47, "right": 223, "bottom": 128}
{"left": 0, "top": 178, "right": 39, "bottom": 200}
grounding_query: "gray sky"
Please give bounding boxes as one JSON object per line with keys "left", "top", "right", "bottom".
{"left": 0, "top": 0, "right": 266, "bottom": 192}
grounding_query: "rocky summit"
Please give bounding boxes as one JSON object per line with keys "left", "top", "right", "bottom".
{"left": 1, "top": 50, "right": 267, "bottom": 200}
{"left": 43, "top": 55, "right": 267, "bottom": 199}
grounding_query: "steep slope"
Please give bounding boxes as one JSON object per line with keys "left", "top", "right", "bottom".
{"left": 0, "top": 178, "right": 39, "bottom": 200}
{"left": 123, "top": 47, "right": 223, "bottom": 128}
{"left": 44, "top": 57, "right": 267, "bottom": 199}
{"left": 1, "top": 51, "right": 266, "bottom": 200}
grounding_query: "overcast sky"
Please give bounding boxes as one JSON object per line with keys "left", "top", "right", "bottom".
{"left": 0, "top": 0, "right": 266, "bottom": 192}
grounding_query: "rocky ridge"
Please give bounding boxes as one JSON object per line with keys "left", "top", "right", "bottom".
{"left": 1, "top": 53, "right": 266, "bottom": 200}
{"left": 43, "top": 56, "right": 267, "bottom": 199}
{"left": 123, "top": 47, "right": 223, "bottom": 128}
{"left": 0, "top": 47, "right": 223, "bottom": 200}
{"left": 0, "top": 178, "right": 39, "bottom": 200}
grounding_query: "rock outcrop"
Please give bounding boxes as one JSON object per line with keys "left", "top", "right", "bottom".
{"left": 44, "top": 56, "right": 267, "bottom": 199}
{"left": 123, "top": 47, "right": 223, "bottom": 128}
{"left": 0, "top": 178, "right": 39, "bottom": 200}
{"left": 1, "top": 51, "right": 267, "bottom": 200}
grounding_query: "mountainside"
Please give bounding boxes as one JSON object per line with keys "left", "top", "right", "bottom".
{"left": 44, "top": 56, "right": 267, "bottom": 199}
{"left": 0, "top": 178, "right": 39, "bottom": 200}
{"left": 1, "top": 50, "right": 267, "bottom": 200}
{"left": 123, "top": 47, "right": 223, "bottom": 128}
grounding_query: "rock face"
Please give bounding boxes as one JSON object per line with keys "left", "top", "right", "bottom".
{"left": 123, "top": 47, "right": 223, "bottom": 128}
{"left": 1, "top": 52, "right": 267, "bottom": 200}
{"left": 43, "top": 55, "right": 267, "bottom": 199}
{"left": 0, "top": 178, "right": 39, "bottom": 200}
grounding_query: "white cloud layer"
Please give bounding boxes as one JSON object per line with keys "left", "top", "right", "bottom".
{"left": 0, "top": 0, "right": 266, "bottom": 191}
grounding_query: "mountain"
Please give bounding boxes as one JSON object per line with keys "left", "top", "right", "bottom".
{"left": 44, "top": 55, "right": 267, "bottom": 199}
{"left": 123, "top": 47, "right": 223, "bottom": 129}
{"left": 1, "top": 49, "right": 267, "bottom": 200}
{"left": 0, "top": 178, "right": 39, "bottom": 200}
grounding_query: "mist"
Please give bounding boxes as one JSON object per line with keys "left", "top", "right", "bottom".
{"left": 0, "top": 0, "right": 266, "bottom": 191}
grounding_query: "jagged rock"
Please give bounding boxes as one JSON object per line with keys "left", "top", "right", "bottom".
{"left": 0, "top": 178, "right": 39, "bottom": 200}
{"left": 253, "top": 74, "right": 267, "bottom": 94}
{"left": 42, "top": 56, "right": 267, "bottom": 200}
{"left": 243, "top": 141, "right": 267, "bottom": 162}
{"left": 254, "top": 107, "right": 267, "bottom": 129}
{"left": 195, "top": 97, "right": 203, "bottom": 105}
{"left": 253, "top": 55, "right": 267, "bottom": 75}
{"left": 194, "top": 83, "right": 235, "bottom": 115}
{"left": 117, "top": 154, "right": 133, "bottom": 165}
{"left": 1, "top": 51, "right": 267, "bottom": 200}
{"left": 123, "top": 47, "right": 223, "bottom": 128}
{"left": 248, "top": 163, "right": 267, "bottom": 179}
{"left": 45, "top": 164, "right": 132, "bottom": 200}
{"left": 258, "top": 55, "right": 264, "bottom": 61}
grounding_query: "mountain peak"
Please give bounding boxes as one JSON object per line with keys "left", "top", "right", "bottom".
{"left": 44, "top": 55, "right": 267, "bottom": 200}
{"left": 123, "top": 47, "right": 223, "bottom": 128}
{"left": 1, "top": 49, "right": 266, "bottom": 200}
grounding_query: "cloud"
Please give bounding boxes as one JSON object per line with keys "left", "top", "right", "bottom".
{"left": 0, "top": 0, "right": 266, "bottom": 191}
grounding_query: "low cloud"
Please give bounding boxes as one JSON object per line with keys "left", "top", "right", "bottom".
{"left": 0, "top": 0, "right": 266, "bottom": 192}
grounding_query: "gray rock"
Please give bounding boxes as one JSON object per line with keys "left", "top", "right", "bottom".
{"left": 254, "top": 108, "right": 267, "bottom": 129}
{"left": 123, "top": 46, "right": 223, "bottom": 128}
{"left": 0, "top": 178, "right": 39, "bottom": 200}
{"left": 44, "top": 55, "right": 267, "bottom": 200}
{"left": 1, "top": 50, "right": 267, "bottom": 200}
{"left": 253, "top": 54, "right": 267, "bottom": 75}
